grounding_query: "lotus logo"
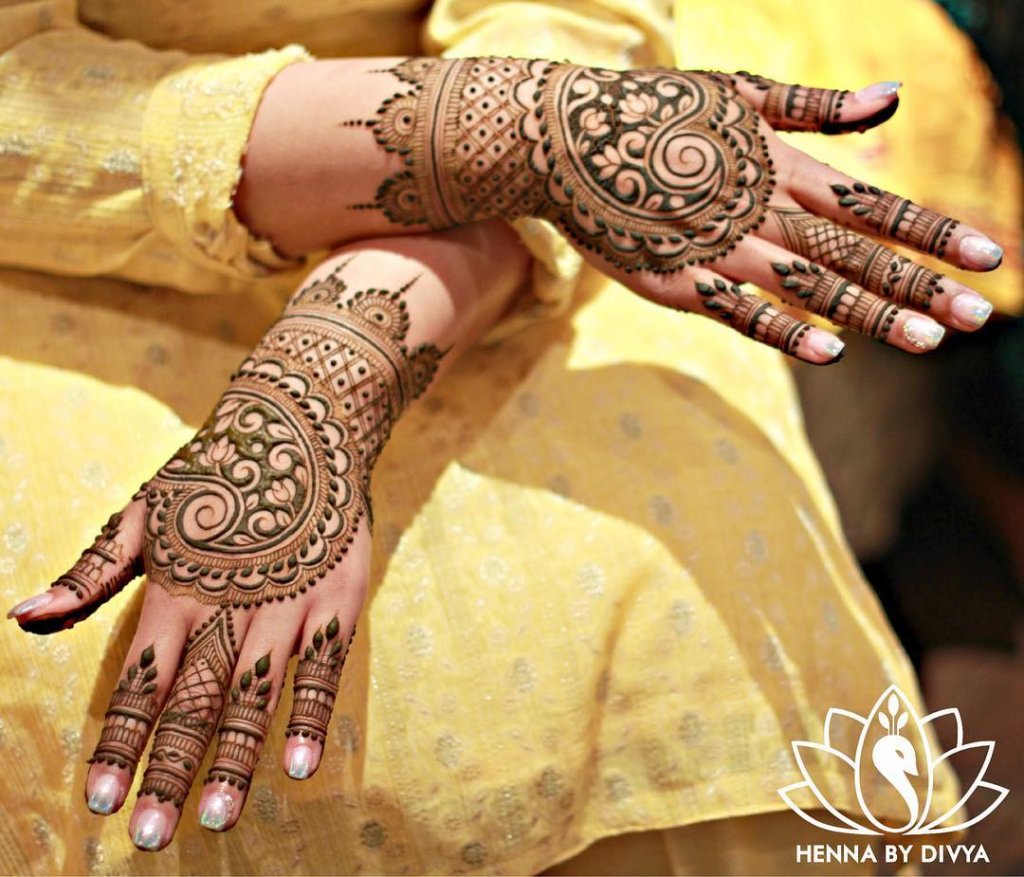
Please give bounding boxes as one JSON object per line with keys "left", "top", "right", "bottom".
{"left": 779, "top": 685, "right": 1007, "bottom": 835}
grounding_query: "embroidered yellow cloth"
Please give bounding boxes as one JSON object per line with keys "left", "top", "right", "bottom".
{"left": 0, "top": 0, "right": 1016, "bottom": 873}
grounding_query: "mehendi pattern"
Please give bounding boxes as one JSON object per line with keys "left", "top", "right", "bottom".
{"left": 695, "top": 278, "right": 811, "bottom": 356}
{"left": 830, "top": 182, "right": 959, "bottom": 257}
{"left": 359, "top": 58, "right": 774, "bottom": 273}
{"left": 771, "top": 259, "right": 899, "bottom": 339}
{"left": 51, "top": 512, "right": 141, "bottom": 603}
{"left": 207, "top": 652, "right": 273, "bottom": 791}
{"left": 286, "top": 616, "right": 353, "bottom": 744}
{"left": 141, "top": 608, "right": 238, "bottom": 808}
{"left": 141, "top": 267, "right": 441, "bottom": 608}
{"left": 89, "top": 644, "right": 160, "bottom": 772}
{"left": 772, "top": 207, "right": 944, "bottom": 310}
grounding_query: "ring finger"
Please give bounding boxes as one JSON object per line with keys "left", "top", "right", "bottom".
{"left": 722, "top": 237, "right": 947, "bottom": 353}
{"left": 762, "top": 205, "right": 995, "bottom": 331}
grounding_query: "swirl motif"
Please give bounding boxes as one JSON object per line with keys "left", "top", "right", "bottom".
{"left": 533, "top": 67, "right": 772, "bottom": 271}
{"left": 360, "top": 59, "right": 773, "bottom": 273}
{"left": 143, "top": 271, "right": 442, "bottom": 607}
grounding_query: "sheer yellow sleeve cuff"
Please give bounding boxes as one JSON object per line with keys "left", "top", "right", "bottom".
{"left": 142, "top": 45, "right": 313, "bottom": 283}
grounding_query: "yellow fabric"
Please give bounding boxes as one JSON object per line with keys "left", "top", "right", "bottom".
{"left": 0, "top": 0, "right": 1010, "bottom": 873}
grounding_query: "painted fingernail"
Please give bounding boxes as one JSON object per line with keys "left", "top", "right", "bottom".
{"left": 902, "top": 317, "right": 946, "bottom": 350}
{"left": 951, "top": 291, "right": 994, "bottom": 327}
{"left": 960, "top": 235, "right": 1003, "bottom": 269}
{"left": 199, "top": 791, "right": 234, "bottom": 831}
{"left": 88, "top": 773, "right": 120, "bottom": 815}
{"left": 7, "top": 591, "right": 55, "bottom": 619}
{"left": 288, "top": 745, "right": 314, "bottom": 779}
{"left": 133, "top": 808, "right": 167, "bottom": 851}
{"left": 805, "top": 331, "right": 845, "bottom": 362}
{"left": 855, "top": 81, "right": 902, "bottom": 102}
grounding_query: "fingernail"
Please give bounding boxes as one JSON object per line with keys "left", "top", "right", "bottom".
{"left": 199, "top": 791, "right": 234, "bottom": 831}
{"left": 133, "top": 808, "right": 167, "bottom": 851}
{"left": 87, "top": 773, "right": 120, "bottom": 815}
{"left": 902, "top": 317, "right": 946, "bottom": 350}
{"left": 960, "top": 235, "right": 1003, "bottom": 269}
{"left": 288, "top": 745, "right": 314, "bottom": 779}
{"left": 805, "top": 331, "right": 845, "bottom": 362}
{"left": 855, "top": 81, "right": 902, "bottom": 102}
{"left": 951, "top": 291, "right": 994, "bottom": 327}
{"left": 7, "top": 591, "right": 55, "bottom": 619}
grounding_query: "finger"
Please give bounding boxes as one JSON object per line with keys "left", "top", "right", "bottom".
{"left": 765, "top": 207, "right": 995, "bottom": 331}
{"left": 84, "top": 598, "right": 190, "bottom": 816}
{"left": 8, "top": 494, "right": 145, "bottom": 634}
{"left": 195, "top": 598, "right": 302, "bottom": 833}
{"left": 786, "top": 160, "right": 1003, "bottom": 271}
{"left": 129, "top": 605, "right": 242, "bottom": 851}
{"left": 283, "top": 613, "right": 357, "bottom": 781}
{"left": 639, "top": 267, "right": 845, "bottom": 365}
{"left": 726, "top": 237, "right": 946, "bottom": 353}
{"left": 729, "top": 71, "right": 900, "bottom": 134}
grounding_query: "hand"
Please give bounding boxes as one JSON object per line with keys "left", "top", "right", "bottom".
{"left": 6, "top": 256, "right": 442, "bottom": 849}
{"left": 357, "top": 58, "right": 1001, "bottom": 363}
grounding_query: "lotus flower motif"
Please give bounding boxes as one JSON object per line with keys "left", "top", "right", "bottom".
{"left": 778, "top": 685, "right": 1008, "bottom": 835}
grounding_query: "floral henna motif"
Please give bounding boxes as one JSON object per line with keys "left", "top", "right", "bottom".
{"left": 89, "top": 644, "right": 160, "bottom": 772}
{"left": 360, "top": 58, "right": 774, "bottom": 272}
{"left": 141, "top": 268, "right": 441, "bottom": 608}
{"left": 772, "top": 207, "right": 944, "bottom": 310}
{"left": 51, "top": 512, "right": 142, "bottom": 603}
{"left": 771, "top": 260, "right": 899, "bottom": 339}
{"left": 286, "top": 616, "right": 352, "bottom": 744}
{"left": 695, "top": 278, "right": 811, "bottom": 356}
{"left": 830, "top": 182, "right": 959, "bottom": 257}
{"left": 141, "top": 608, "right": 237, "bottom": 808}
{"left": 206, "top": 653, "right": 273, "bottom": 791}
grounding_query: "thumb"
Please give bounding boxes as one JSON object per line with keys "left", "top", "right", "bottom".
{"left": 7, "top": 494, "right": 146, "bottom": 634}
{"left": 728, "top": 71, "right": 900, "bottom": 135}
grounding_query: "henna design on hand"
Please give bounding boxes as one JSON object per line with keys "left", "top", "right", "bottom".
{"left": 51, "top": 512, "right": 142, "bottom": 603}
{"left": 286, "top": 616, "right": 352, "bottom": 745}
{"left": 141, "top": 268, "right": 441, "bottom": 608}
{"left": 695, "top": 278, "right": 811, "bottom": 356}
{"left": 141, "top": 608, "right": 238, "bottom": 808}
{"left": 772, "top": 207, "right": 944, "bottom": 310}
{"left": 733, "top": 72, "right": 848, "bottom": 132}
{"left": 89, "top": 644, "right": 160, "bottom": 773}
{"left": 771, "top": 259, "right": 899, "bottom": 339}
{"left": 206, "top": 652, "right": 273, "bottom": 791}
{"left": 830, "top": 182, "right": 958, "bottom": 257}
{"left": 358, "top": 58, "right": 774, "bottom": 272}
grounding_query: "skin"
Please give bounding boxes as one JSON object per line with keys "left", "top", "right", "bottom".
{"left": 5, "top": 57, "right": 1006, "bottom": 850}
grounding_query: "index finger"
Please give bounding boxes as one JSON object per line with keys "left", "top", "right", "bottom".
{"left": 787, "top": 153, "right": 1003, "bottom": 272}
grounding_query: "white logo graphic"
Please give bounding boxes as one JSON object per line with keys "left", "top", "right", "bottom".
{"left": 778, "top": 685, "right": 1008, "bottom": 835}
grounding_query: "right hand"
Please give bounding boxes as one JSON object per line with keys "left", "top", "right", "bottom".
{"left": 362, "top": 58, "right": 1001, "bottom": 363}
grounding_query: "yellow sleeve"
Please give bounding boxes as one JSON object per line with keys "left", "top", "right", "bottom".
{"left": 424, "top": 0, "right": 673, "bottom": 341}
{"left": 0, "top": 0, "right": 312, "bottom": 294}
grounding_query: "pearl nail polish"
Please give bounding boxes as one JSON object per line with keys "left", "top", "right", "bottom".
{"left": 200, "top": 791, "right": 234, "bottom": 831}
{"left": 7, "top": 591, "right": 55, "bottom": 619}
{"left": 288, "top": 745, "right": 314, "bottom": 779}
{"left": 805, "top": 331, "right": 845, "bottom": 362}
{"left": 960, "top": 235, "right": 1003, "bottom": 269}
{"left": 902, "top": 317, "right": 946, "bottom": 350}
{"left": 854, "top": 81, "right": 902, "bottom": 102}
{"left": 87, "top": 773, "right": 120, "bottom": 815}
{"left": 133, "top": 808, "right": 167, "bottom": 851}
{"left": 951, "top": 292, "right": 994, "bottom": 327}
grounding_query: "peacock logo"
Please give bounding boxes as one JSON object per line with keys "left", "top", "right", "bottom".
{"left": 778, "top": 685, "right": 1008, "bottom": 835}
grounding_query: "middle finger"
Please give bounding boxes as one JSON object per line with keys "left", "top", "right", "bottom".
{"left": 762, "top": 206, "right": 995, "bottom": 331}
